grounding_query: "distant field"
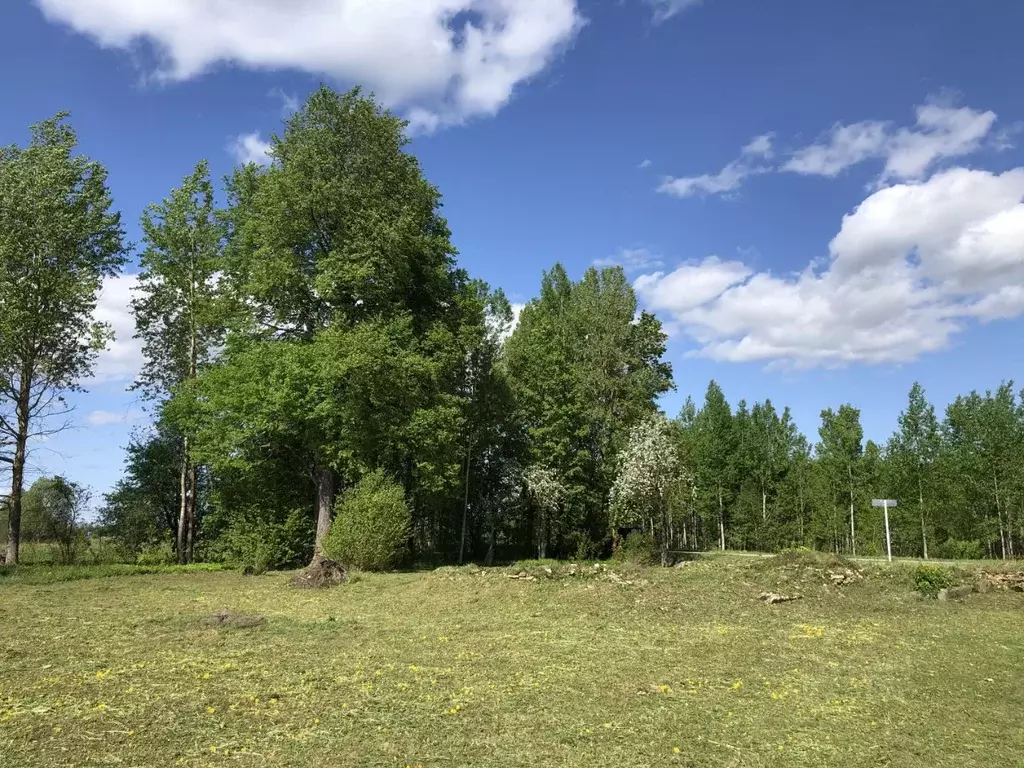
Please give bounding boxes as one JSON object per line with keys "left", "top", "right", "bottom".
{"left": 1, "top": 556, "right": 1022, "bottom": 767}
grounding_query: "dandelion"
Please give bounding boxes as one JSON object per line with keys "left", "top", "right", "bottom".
{"left": 207, "top": 707, "right": 216, "bottom": 714}
{"left": 95, "top": 670, "right": 109, "bottom": 680}
{"left": 673, "top": 747, "right": 681, "bottom": 754}
{"left": 657, "top": 684, "right": 672, "bottom": 694}
{"left": 731, "top": 680, "right": 743, "bottom": 690}
{"left": 209, "top": 745, "right": 217, "bottom": 753}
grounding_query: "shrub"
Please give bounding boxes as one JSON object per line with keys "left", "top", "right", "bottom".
{"left": 323, "top": 470, "right": 410, "bottom": 571}
{"left": 912, "top": 564, "right": 958, "bottom": 598}
{"left": 209, "top": 508, "right": 314, "bottom": 571}
{"left": 934, "top": 539, "right": 984, "bottom": 561}
{"left": 136, "top": 542, "right": 176, "bottom": 566}
{"left": 612, "top": 530, "right": 658, "bottom": 566}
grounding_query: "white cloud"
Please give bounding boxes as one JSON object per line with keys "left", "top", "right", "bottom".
{"left": 634, "top": 256, "right": 751, "bottom": 314}
{"left": 638, "top": 158, "right": 652, "bottom": 169}
{"left": 658, "top": 133, "right": 773, "bottom": 198}
{"left": 228, "top": 132, "right": 273, "bottom": 166}
{"left": 784, "top": 103, "right": 997, "bottom": 182}
{"left": 92, "top": 273, "right": 143, "bottom": 383}
{"left": 645, "top": 0, "right": 703, "bottom": 23}
{"left": 593, "top": 247, "right": 664, "bottom": 273}
{"left": 34, "top": 0, "right": 583, "bottom": 129}
{"left": 635, "top": 167, "right": 1024, "bottom": 367}
{"left": 87, "top": 408, "right": 146, "bottom": 427}
{"left": 269, "top": 86, "right": 299, "bottom": 116}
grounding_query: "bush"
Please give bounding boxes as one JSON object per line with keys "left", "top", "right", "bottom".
{"left": 912, "top": 564, "right": 958, "bottom": 598}
{"left": 323, "top": 470, "right": 410, "bottom": 571}
{"left": 934, "top": 539, "right": 984, "bottom": 560}
{"left": 205, "top": 507, "right": 314, "bottom": 571}
{"left": 136, "top": 542, "right": 176, "bottom": 566}
{"left": 612, "top": 530, "right": 658, "bottom": 566}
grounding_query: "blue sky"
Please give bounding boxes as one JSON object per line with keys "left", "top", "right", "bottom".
{"left": 3, "top": 0, "right": 1024, "bottom": 509}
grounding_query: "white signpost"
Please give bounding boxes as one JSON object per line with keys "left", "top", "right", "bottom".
{"left": 871, "top": 499, "right": 897, "bottom": 562}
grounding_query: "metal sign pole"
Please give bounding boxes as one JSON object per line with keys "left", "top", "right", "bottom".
{"left": 883, "top": 500, "right": 892, "bottom": 562}
{"left": 872, "top": 499, "right": 897, "bottom": 562}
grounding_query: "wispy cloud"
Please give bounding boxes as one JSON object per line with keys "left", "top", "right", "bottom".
{"left": 658, "top": 133, "right": 774, "bottom": 198}
{"left": 87, "top": 408, "right": 146, "bottom": 427}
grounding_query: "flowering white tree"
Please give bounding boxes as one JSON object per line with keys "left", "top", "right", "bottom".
{"left": 523, "top": 464, "right": 566, "bottom": 559}
{"left": 609, "top": 415, "right": 693, "bottom": 566}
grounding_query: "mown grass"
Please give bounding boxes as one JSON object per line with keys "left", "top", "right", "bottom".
{"left": 1, "top": 555, "right": 1021, "bottom": 767}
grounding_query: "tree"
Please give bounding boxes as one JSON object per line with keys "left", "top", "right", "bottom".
{"left": 505, "top": 264, "right": 672, "bottom": 555}
{"left": 0, "top": 114, "right": 125, "bottom": 564}
{"left": 21, "top": 476, "right": 90, "bottom": 565}
{"left": 692, "top": 381, "right": 735, "bottom": 550}
{"left": 817, "top": 405, "right": 863, "bottom": 555}
{"left": 133, "top": 161, "right": 225, "bottom": 562}
{"left": 98, "top": 421, "right": 186, "bottom": 558}
{"left": 173, "top": 86, "right": 473, "bottom": 565}
{"left": 522, "top": 465, "right": 567, "bottom": 559}
{"left": 609, "top": 414, "right": 691, "bottom": 566}
{"left": 887, "top": 383, "right": 941, "bottom": 558}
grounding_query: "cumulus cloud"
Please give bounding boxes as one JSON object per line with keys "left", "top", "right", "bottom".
{"left": 87, "top": 408, "right": 146, "bottom": 427}
{"left": 658, "top": 133, "right": 773, "bottom": 198}
{"left": 784, "top": 103, "right": 997, "bottom": 182}
{"left": 635, "top": 167, "right": 1024, "bottom": 367}
{"left": 92, "top": 273, "right": 143, "bottom": 383}
{"left": 229, "top": 132, "right": 273, "bottom": 166}
{"left": 34, "top": 0, "right": 583, "bottom": 129}
{"left": 593, "top": 247, "right": 664, "bottom": 273}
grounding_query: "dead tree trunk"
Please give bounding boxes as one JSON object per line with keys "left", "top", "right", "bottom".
{"left": 312, "top": 463, "right": 334, "bottom": 563}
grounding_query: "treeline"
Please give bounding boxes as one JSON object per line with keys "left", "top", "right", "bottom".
{"left": 1, "top": 87, "right": 1020, "bottom": 568}
{"left": 672, "top": 380, "right": 1023, "bottom": 561}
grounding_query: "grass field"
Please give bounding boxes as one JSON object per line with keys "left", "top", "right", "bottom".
{"left": 1, "top": 555, "right": 1022, "bottom": 767}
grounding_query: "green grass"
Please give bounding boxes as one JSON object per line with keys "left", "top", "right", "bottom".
{"left": 1, "top": 556, "right": 1022, "bottom": 767}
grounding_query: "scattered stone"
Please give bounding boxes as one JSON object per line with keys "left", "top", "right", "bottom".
{"left": 982, "top": 571, "right": 1024, "bottom": 592}
{"left": 827, "top": 568, "right": 863, "bottom": 586}
{"left": 759, "top": 592, "right": 801, "bottom": 604}
{"left": 203, "top": 609, "right": 267, "bottom": 629}
{"left": 938, "top": 584, "right": 976, "bottom": 601}
{"left": 290, "top": 558, "right": 349, "bottom": 589}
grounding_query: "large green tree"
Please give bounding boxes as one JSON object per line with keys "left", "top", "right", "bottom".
{"left": 504, "top": 264, "right": 672, "bottom": 556}
{"left": 692, "top": 381, "right": 736, "bottom": 551}
{"left": 133, "top": 160, "right": 225, "bottom": 562}
{"left": 173, "top": 86, "right": 476, "bottom": 565}
{"left": 816, "top": 405, "right": 864, "bottom": 555}
{"left": 0, "top": 115, "right": 125, "bottom": 564}
{"left": 887, "top": 383, "right": 941, "bottom": 558}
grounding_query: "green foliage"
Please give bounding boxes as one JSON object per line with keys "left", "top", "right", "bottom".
{"left": 324, "top": 470, "right": 411, "bottom": 571}
{"left": 208, "top": 508, "right": 314, "bottom": 571}
{"left": 135, "top": 543, "right": 176, "bottom": 566}
{"left": 934, "top": 539, "right": 984, "bottom": 561}
{"left": 612, "top": 530, "right": 658, "bottom": 566}
{"left": 912, "top": 564, "right": 958, "bottom": 598}
{"left": 0, "top": 114, "right": 125, "bottom": 563}
{"left": 505, "top": 263, "right": 672, "bottom": 555}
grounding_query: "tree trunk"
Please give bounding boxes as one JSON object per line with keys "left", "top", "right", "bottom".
{"left": 847, "top": 464, "right": 856, "bottom": 557}
{"left": 312, "top": 463, "right": 334, "bottom": 562}
{"left": 994, "top": 473, "right": 1007, "bottom": 560}
{"left": 762, "top": 487, "right": 767, "bottom": 522}
{"left": 660, "top": 490, "right": 669, "bottom": 567}
{"left": 4, "top": 380, "right": 30, "bottom": 565}
{"left": 458, "top": 446, "right": 471, "bottom": 565}
{"left": 187, "top": 460, "right": 198, "bottom": 562}
{"left": 918, "top": 477, "right": 928, "bottom": 560}
{"left": 176, "top": 444, "right": 190, "bottom": 564}
{"left": 717, "top": 485, "right": 725, "bottom": 551}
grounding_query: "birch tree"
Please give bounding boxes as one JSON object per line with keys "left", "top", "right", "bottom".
{"left": 0, "top": 115, "right": 125, "bottom": 564}
{"left": 133, "top": 160, "right": 225, "bottom": 563}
